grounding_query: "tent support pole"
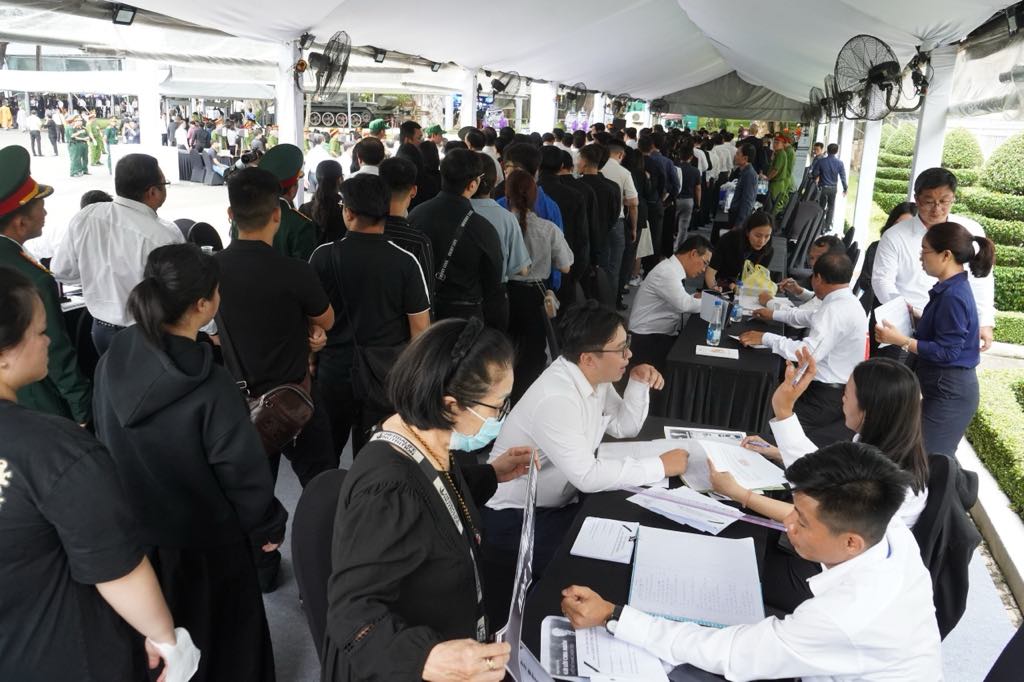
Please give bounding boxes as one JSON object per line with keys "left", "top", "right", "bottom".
{"left": 909, "top": 44, "right": 956, "bottom": 194}
{"left": 275, "top": 41, "right": 304, "bottom": 203}
{"left": 832, "top": 119, "right": 856, "bottom": 233}
{"left": 852, "top": 119, "right": 883, "bottom": 272}
{"left": 459, "top": 67, "right": 478, "bottom": 129}
{"left": 529, "top": 81, "right": 557, "bottom": 134}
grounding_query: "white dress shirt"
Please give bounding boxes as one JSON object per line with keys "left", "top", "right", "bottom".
{"left": 710, "top": 144, "right": 732, "bottom": 178}
{"left": 600, "top": 157, "right": 638, "bottom": 219}
{"left": 613, "top": 520, "right": 942, "bottom": 681}
{"left": 770, "top": 414, "right": 928, "bottom": 528}
{"left": 871, "top": 213, "right": 994, "bottom": 327}
{"left": 352, "top": 164, "right": 379, "bottom": 176}
{"left": 51, "top": 197, "right": 184, "bottom": 327}
{"left": 486, "top": 357, "right": 663, "bottom": 510}
{"left": 762, "top": 287, "right": 867, "bottom": 385}
{"left": 628, "top": 256, "right": 700, "bottom": 335}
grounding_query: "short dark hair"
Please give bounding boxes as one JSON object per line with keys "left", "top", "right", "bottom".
{"left": 473, "top": 152, "right": 497, "bottom": 198}
{"left": 127, "top": 244, "right": 218, "bottom": 349}
{"left": 559, "top": 150, "right": 575, "bottom": 171}
{"left": 80, "top": 189, "right": 113, "bottom": 209}
{"left": 675, "top": 234, "right": 712, "bottom": 256}
{"left": 813, "top": 141, "right": 825, "bottom": 150}
{"left": 465, "top": 129, "right": 485, "bottom": 151}
{"left": 813, "top": 252, "right": 853, "bottom": 284}
{"left": 503, "top": 143, "right": 542, "bottom": 175}
{"left": 388, "top": 318, "right": 514, "bottom": 430}
{"left": 559, "top": 300, "right": 625, "bottom": 364}
{"left": 227, "top": 167, "right": 281, "bottom": 231}
{"left": 578, "top": 143, "right": 607, "bottom": 169}
{"left": 785, "top": 441, "right": 911, "bottom": 546}
{"left": 458, "top": 126, "right": 477, "bottom": 141}
{"left": 444, "top": 140, "right": 468, "bottom": 154}
{"left": 398, "top": 120, "right": 421, "bottom": 143}
{"left": 440, "top": 148, "right": 482, "bottom": 194}
{"left": 0, "top": 266, "right": 40, "bottom": 353}
{"left": 539, "top": 146, "right": 563, "bottom": 173}
{"left": 826, "top": 143, "right": 839, "bottom": 155}
{"left": 541, "top": 132, "right": 555, "bottom": 144}
{"left": 811, "top": 234, "right": 845, "bottom": 254}
{"left": 340, "top": 174, "right": 390, "bottom": 222}
{"left": 354, "top": 137, "right": 386, "bottom": 166}
{"left": 637, "top": 137, "right": 654, "bottom": 153}
{"left": 379, "top": 156, "right": 418, "bottom": 196}
{"left": 115, "top": 153, "right": 164, "bottom": 202}
{"left": 914, "top": 167, "right": 958, "bottom": 195}
{"left": 924, "top": 221, "right": 996, "bottom": 278}
{"left": 738, "top": 142, "right": 757, "bottom": 163}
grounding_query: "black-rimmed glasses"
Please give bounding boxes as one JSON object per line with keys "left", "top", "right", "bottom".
{"left": 583, "top": 334, "right": 632, "bottom": 359}
{"left": 468, "top": 397, "right": 512, "bottom": 420}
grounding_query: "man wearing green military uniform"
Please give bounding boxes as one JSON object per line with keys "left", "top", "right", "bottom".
{"left": 86, "top": 112, "right": 105, "bottom": 166}
{"left": 68, "top": 116, "right": 90, "bottom": 177}
{"left": 0, "top": 145, "right": 92, "bottom": 424}
{"left": 229, "top": 143, "right": 318, "bottom": 260}
{"left": 104, "top": 118, "right": 119, "bottom": 174}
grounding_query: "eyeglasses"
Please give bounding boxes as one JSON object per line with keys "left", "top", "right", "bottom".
{"left": 468, "top": 397, "right": 511, "bottom": 420}
{"left": 151, "top": 181, "right": 171, "bottom": 190}
{"left": 918, "top": 199, "right": 954, "bottom": 210}
{"left": 584, "top": 334, "right": 632, "bottom": 359}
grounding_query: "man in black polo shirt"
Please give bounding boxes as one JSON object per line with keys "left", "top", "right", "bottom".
{"left": 408, "top": 148, "right": 506, "bottom": 329}
{"left": 538, "top": 146, "right": 590, "bottom": 289}
{"left": 379, "top": 156, "right": 435, "bottom": 304}
{"left": 310, "top": 174, "right": 431, "bottom": 452}
{"left": 215, "top": 167, "right": 336, "bottom": 486}
{"left": 558, "top": 150, "right": 601, "bottom": 271}
{"left": 577, "top": 143, "right": 621, "bottom": 299}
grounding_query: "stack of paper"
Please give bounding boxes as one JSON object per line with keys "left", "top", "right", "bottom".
{"left": 629, "top": 526, "right": 765, "bottom": 627}
{"left": 681, "top": 440, "right": 787, "bottom": 493}
{"left": 874, "top": 296, "right": 914, "bottom": 348}
{"left": 663, "top": 426, "right": 744, "bottom": 443}
{"left": 596, "top": 439, "right": 677, "bottom": 463}
{"left": 627, "top": 486, "right": 737, "bottom": 535}
{"left": 570, "top": 517, "right": 638, "bottom": 564}
{"left": 539, "top": 616, "right": 668, "bottom": 682}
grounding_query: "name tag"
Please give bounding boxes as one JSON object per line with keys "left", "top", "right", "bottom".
{"left": 695, "top": 345, "right": 739, "bottom": 360}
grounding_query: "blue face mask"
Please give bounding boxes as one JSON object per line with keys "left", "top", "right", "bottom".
{"left": 450, "top": 407, "right": 505, "bottom": 452}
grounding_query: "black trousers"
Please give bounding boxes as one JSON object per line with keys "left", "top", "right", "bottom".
{"left": 792, "top": 381, "right": 855, "bottom": 446}
{"left": 29, "top": 130, "right": 42, "bottom": 156}
{"left": 917, "top": 364, "right": 979, "bottom": 457}
{"left": 90, "top": 318, "right": 126, "bottom": 355}
{"left": 317, "top": 351, "right": 356, "bottom": 459}
{"left": 507, "top": 281, "right": 548, "bottom": 404}
{"left": 270, "top": 380, "right": 337, "bottom": 487}
{"left": 819, "top": 185, "right": 838, "bottom": 231}
{"left": 642, "top": 202, "right": 665, "bottom": 275}
{"left": 48, "top": 134, "right": 58, "bottom": 155}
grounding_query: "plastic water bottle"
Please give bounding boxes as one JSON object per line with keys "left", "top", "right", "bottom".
{"left": 706, "top": 300, "right": 724, "bottom": 346}
{"left": 730, "top": 297, "right": 743, "bottom": 324}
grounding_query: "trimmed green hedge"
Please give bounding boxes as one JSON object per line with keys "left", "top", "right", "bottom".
{"left": 995, "top": 311, "right": 1024, "bottom": 344}
{"left": 954, "top": 168, "right": 980, "bottom": 187}
{"left": 957, "top": 211, "right": 1024, "bottom": 247}
{"left": 996, "top": 244, "right": 1024, "bottom": 268}
{"left": 966, "top": 369, "right": 1024, "bottom": 520}
{"left": 879, "top": 152, "right": 913, "bottom": 169}
{"left": 982, "top": 132, "right": 1024, "bottom": 196}
{"left": 885, "top": 124, "right": 917, "bottom": 156}
{"left": 995, "top": 265, "right": 1024, "bottom": 311}
{"left": 876, "top": 166, "right": 911, "bottom": 181}
{"left": 942, "top": 127, "right": 984, "bottom": 169}
{"left": 875, "top": 191, "right": 907, "bottom": 214}
{"left": 960, "top": 186, "right": 1024, "bottom": 221}
{"left": 879, "top": 123, "right": 898, "bottom": 150}
{"left": 874, "top": 178, "right": 910, "bottom": 194}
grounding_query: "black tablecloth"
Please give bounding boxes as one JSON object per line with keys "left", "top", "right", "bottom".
{"left": 661, "top": 316, "right": 783, "bottom": 432}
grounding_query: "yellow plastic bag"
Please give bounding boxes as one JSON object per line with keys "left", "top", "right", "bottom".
{"left": 740, "top": 259, "right": 777, "bottom": 297}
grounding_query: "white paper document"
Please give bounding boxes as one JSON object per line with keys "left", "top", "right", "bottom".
{"left": 695, "top": 345, "right": 739, "bottom": 359}
{"left": 576, "top": 626, "right": 669, "bottom": 681}
{"left": 518, "top": 644, "right": 556, "bottom": 682}
{"left": 699, "top": 291, "right": 726, "bottom": 323}
{"left": 728, "top": 334, "right": 767, "bottom": 349}
{"left": 596, "top": 438, "right": 676, "bottom": 462}
{"left": 681, "top": 440, "right": 787, "bottom": 492}
{"left": 663, "top": 426, "right": 744, "bottom": 443}
{"left": 627, "top": 486, "right": 737, "bottom": 535}
{"left": 874, "top": 296, "right": 914, "bottom": 348}
{"left": 628, "top": 526, "right": 765, "bottom": 627}
{"left": 570, "top": 517, "right": 638, "bottom": 564}
{"left": 737, "top": 293, "right": 761, "bottom": 312}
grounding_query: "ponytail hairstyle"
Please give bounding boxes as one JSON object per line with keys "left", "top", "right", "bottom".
{"left": 311, "top": 159, "right": 344, "bottom": 240}
{"left": 504, "top": 169, "right": 537, "bottom": 234}
{"left": 126, "top": 244, "right": 219, "bottom": 348}
{"left": 923, "top": 221, "right": 996, "bottom": 278}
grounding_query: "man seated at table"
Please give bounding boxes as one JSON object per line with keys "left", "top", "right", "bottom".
{"left": 561, "top": 442, "right": 942, "bottom": 681}
{"left": 739, "top": 253, "right": 866, "bottom": 441}
{"left": 481, "top": 301, "right": 689, "bottom": 624}
{"left": 627, "top": 235, "right": 712, "bottom": 375}
{"left": 758, "top": 234, "right": 845, "bottom": 312}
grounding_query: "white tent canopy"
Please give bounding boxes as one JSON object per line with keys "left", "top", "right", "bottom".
{"left": 121, "top": 0, "right": 1011, "bottom": 102}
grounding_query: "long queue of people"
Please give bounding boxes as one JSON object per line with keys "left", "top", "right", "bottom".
{"left": 0, "top": 113, "right": 994, "bottom": 681}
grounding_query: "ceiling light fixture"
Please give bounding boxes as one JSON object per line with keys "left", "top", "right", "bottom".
{"left": 111, "top": 4, "right": 137, "bottom": 25}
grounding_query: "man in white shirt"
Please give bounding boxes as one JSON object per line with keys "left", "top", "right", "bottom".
{"left": 303, "top": 133, "right": 332, "bottom": 192}
{"left": 562, "top": 441, "right": 942, "bottom": 682}
{"left": 51, "top": 153, "right": 183, "bottom": 354}
{"left": 351, "top": 137, "right": 384, "bottom": 176}
{"left": 872, "top": 166, "right": 995, "bottom": 351}
{"left": 709, "top": 134, "right": 732, "bottom": 182}
{"left": 628, "top": 235, "right": 711, "bottom": 374}
{"left": 25, "top": 110, "right": 43, "bottom": 157}
{"left": 599, "top": 139, "right": 639, "bottom": 309}
{"left": 758, "top": 234, "right": 845, "bottom": 312}
{"left": 742, "top": 253, "right": 866, "bottom": 439}
{"left": 481, "top": 301, "right": 688, "bottom": 623}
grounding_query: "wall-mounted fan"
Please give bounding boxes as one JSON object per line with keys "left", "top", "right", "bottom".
{"left": 492, "top": 71, "right": 522, "bottom": 97}
{"left": 564, "top": 82, "right": 588, "bottom": 110}
{"left": 834, "top": 34, "right": 902, "bottom": 120}
{"left": 611, "top": 93, "right": 632, "bottom": 117}
{"left": 294, "top": 31, "right": 351, "bottom": 100}
{"left": 823, "top": 74, "right": 842, "bottom": 119}
{"left": 805, "top": 86, "right": 826, "bottom": 123}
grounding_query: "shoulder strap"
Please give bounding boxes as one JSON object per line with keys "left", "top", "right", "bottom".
{"left": 436, "top": 210, "right": 475, "bottom": 283}
{"left": 213, "top": 313, "right": 250, "bottom": 393}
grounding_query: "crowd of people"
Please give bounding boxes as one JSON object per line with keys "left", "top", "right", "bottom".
{"left": 0, "top": 107, "right": 995, "bottom": 681}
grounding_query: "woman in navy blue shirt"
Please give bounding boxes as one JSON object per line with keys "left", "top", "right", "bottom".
{"left": 876, "top": 221, "right": 995, "bottom": 456}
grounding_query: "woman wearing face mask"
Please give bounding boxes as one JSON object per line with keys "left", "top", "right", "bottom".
{"left": 321, "top": 317, "right": 533, "bottom": 682}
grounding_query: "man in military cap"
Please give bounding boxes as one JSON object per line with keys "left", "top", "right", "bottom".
{"left": 86, "top": 111, "right": 105, "bottom": 167}
{"left": 425, "top": 124, "right": 446, "bottom": 158}
{"left": 68, "top": 115, "right": 90, "bottom": 177}
{"left": 367, "top": 118, "right": 388, "bottom": 141}
{"left": 230, "top": 142, "right": 319, "bottom": 261}
{"left": 0, "top": 145, "right": 92, "bottom": 424}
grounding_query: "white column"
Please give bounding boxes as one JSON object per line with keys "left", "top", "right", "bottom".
{"left": 529, "top": 81, "right": 557, "bottom": 134}
{"left": 826, "top": 119, "right": 840, "bottom": 145}
{"left": 909, "top": 44, "right": 956, "bottom": 192}
{"left": 136, "top": 70, "right": 163, "bottom": 151}
{"left": 514, "top": 97, "right": 523, "bottom": 129}
{"left": 853, "top": 119, "right": 883, "bottom": 265}
{"left": 591, "top": 93, "right": 607, "bottom": 128}
{"left": 831, "top": 119, "right": 856, "bottom": 233}
{"left": 459, "top": 68, "right": 478, "bottom": 129}
{"left": 443, "top": 94, "right": 455, "bottom": 131}
{"left": 275, "top": 41, "right": 305, "bottom": 202}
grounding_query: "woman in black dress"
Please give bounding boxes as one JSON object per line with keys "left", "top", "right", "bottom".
{"left": 92, "top": 245, "right": 285, "bottom": 682}
{"left": 322, "top": 317, "right": 534, "bottom": 681}
{"left": 0, "top": 267, "right": 199, "bottom": 682}
{"left": 705, "top": 209, "right": 774, "bottom": 289}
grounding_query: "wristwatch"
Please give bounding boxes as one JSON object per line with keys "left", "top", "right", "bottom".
{"left": 605, "top": 604, "right": 624, "bottom": 634}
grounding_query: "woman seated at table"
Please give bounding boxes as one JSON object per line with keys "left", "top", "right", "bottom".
{"left": 704, "top": 209, "right": 774, "bottom": 290}
{"left": 321, "top": 317, "right": 534, "bottom": 682}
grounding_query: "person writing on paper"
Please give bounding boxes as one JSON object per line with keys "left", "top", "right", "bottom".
{"left": 481, "top": 301, "right": 688, "bottom": 624}
{"left": 321, "top": 318, "right": 534, "bottom": 682}
{"left": 741, "top": 253, "right": 867, "bottom": 440}
{"left": 627, "top": 235, "right": 712, "bottom": 374}
{"left": 875, "top": 221, "right": 994, "bottom": 457}
{"left": 561, "top": 442, "right": 942, "bottom": 681}
{"left": 871, "top": 167, "right": 995, "bottom": 354}
{"left": 757, "top": 234, "right": 844, "bottom": 310}
{"left": 705, "top": 210, "right": 773, "bottom": 291}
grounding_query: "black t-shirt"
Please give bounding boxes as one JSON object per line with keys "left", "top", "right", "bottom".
{"left": 309, "top": 231, "right": 430, "bottom": 348}
{"left": 384, "top": 215, "right": 436, "bottom": 304}
{"left": 678, "top": 161, "right": 701, "bottom": 200}
{"left": 215, "top": 239, "right": 331, "bottom": 393}
{"left": 0, "top": 401, "right": 143, "bottom": 682}
{"left": 708, "top": 228, "right": 774, "bottom": 284}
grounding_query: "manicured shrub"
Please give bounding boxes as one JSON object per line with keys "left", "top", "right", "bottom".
{"left": 942, "top": 127, "right": 984, "bottom": 169}
{"left": 956, "top": 212, "right": 1024, "bottom": 247}
{"left": 995, "top": 311, "right": 1024, "bottom": 345}
{"left": 885, "top": 124, "right": 917, "bottom": 156}
{"left": 981, "top": 132, "right": 1024, "bottom": 196}
{"left": 961, "top": 186, "right": 1024, "bottom": 222}
{"left": 874, "top": 192, "right": 908, "bottom": 214}
{"left": 879, "top": 152, "right": 913, "bottom": 169}
{"left": 876, "top": 166, "right": 911, "bottom": 181}
{"left": 967, "top": 369, "right": 1024, "bottom": 521}
{"left": 995, "top": 265, "right": 1024, "bottom": 312}
{"left": 874, "top": 178, "right": 910, "bottom": 194}
{"left": 953, "top": 168, "right": 980, "bottom": 187}
{"left": 996, "top": 244, "right": 1024, "bottom": 268}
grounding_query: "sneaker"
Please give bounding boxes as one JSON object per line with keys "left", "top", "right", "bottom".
{"left": 629, "top": 275, "right": 642, "bottom": 287}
